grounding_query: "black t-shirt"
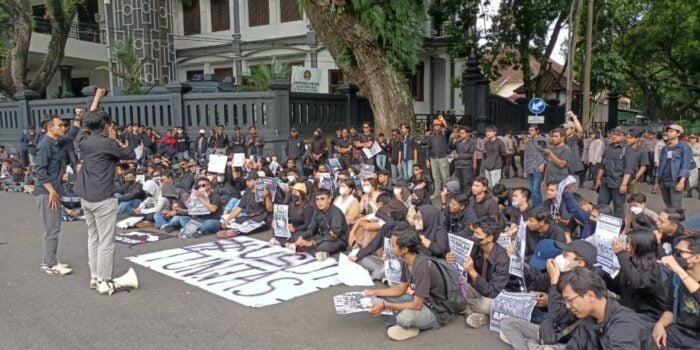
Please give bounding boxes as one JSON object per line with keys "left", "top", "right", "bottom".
{"left": 192, "top": 192, "right": 223, "bottom": 220}
{"left": 525, "top": 223, "right": 566, "bottom": 260}
{"left": 237, "top": 189, "right": 268, "bottom": 222}
{"left": 664, "top": 274, "right": 700, "bottom": 336}
{"left": 401, "top": 255, "right": 449, "bottom": 325}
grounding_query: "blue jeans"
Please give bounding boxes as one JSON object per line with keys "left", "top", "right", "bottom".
{"left": 178, "top": 151, "right": 189, "bottom": 161}
{"left": 117, "top": 199, "right": 141, "bottom": 215}
{"left": 528, "top": 171, "right": 544, "bottom": 206}
{"left": 390, "top": 164, "right": 400, "bottom": 180}
{"left": 376, "top": 154, "right": 387, "bottom": 171}
{"left": 156, "top": 215, "right": 221, "bottom": 234}
{"left": 401, "top": 159, "right": 414, "bottom": 180}
{"left": 381, "top": 294, "right": 440, "bottom": 330}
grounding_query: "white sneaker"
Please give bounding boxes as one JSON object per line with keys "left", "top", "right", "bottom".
{"left": 269, "top": 238, "right": 281, "bottom": 246}
{"left": 41, "top": 261, "right": 71, "bottom": 269}
{"left": 41, "top": 264, "right": 72, "bottom": 276}
{"left": 89, "top": 278, "right": 98, "bottom": 289}
{"left": 387, "top": 326, "right": 420, "bottom": 341}
{"left": 315, "top": 252, "right": 329, "bottom": 261}
{"left": 466, "top": 313, "right": 489, "bottom": 328}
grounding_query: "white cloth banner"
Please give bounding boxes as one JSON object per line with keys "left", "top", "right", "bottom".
{"left": 336, "top": 253, "right": 374, "bottom": 287}
{"left": 126, "top": 236, "right": 340, "bottom": 307}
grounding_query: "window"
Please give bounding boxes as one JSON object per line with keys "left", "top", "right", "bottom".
{"left": 248, "top": 0, "right": 269, "bottom": 27}
{"left": 214, "top": 67, "right": 233, "bottom": 81}
{"left": 280, "top": 0, "right": 301, "bottom": 22}
{"left": 183, "top": 0, "right": 201, "bottom": 35}
{"left": 329, "top": 69, "right": 344, "bottom": 93}
{"left": 410, "top": 62, "right": 424, "bottom": 101}
{"left": 187, "top": 70, "right": 205, "bottom": 81}
{"left": 211, "top": 0, "right": 230, "bottom": 32}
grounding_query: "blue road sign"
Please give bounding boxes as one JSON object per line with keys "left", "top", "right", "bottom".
{"left": 528, "top": 98, "right": 546, "bottom": 115}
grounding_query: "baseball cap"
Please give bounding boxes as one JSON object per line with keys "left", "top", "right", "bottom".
{"left": 627, "top": 128, "right": 642, "bottom": 138}
{"left": 681, "top": 213, "right": 700, "bottom": 234}
{"left": 245, "top": 172, "right": 259, "bottom": 181}
{"left": 529, "top": 239, "right": 562, "bottom": 271}
{"left": 555, "top": 240, "right": 597, "bottom": 267}
{"left": 443, "top": 179, "right": 461, "bottom": 197}
{"left": 199, "top": 129, "right": 205, "bottom": 134}
{"left": 665, "top": 124, "right": 684, "bottom": 134}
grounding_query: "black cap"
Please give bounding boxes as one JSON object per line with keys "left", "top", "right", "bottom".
{"left": 246, "top": 172, "right": 259, "bottom": 181}
{"left": 555, "top": 240, "right": 597, "bottom": 267}
{"left": 627, "top": 128, "right": 642, "bottom": 138}
{"left": 610, "top": 126, "right": 626, "bottom": 135}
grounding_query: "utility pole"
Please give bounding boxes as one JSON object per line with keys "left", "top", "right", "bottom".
{"left": 103, "top": 0, "right": 115, "bottom": 95}
{"left": 581, "top": 0, "right": 594, "bottom": 123}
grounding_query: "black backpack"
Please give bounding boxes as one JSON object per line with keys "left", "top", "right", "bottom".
{"left": 414, "top": 254, "right": 467, "bottom": 315}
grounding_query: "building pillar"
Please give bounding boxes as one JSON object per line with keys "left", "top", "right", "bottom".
{"left": 59, "top": 65, "right": 73, "bottom": 96}
{"left": 462, "top": 54, "right": 489, "bottom": 133}
{"left": 306, "top": 25, "right": 318, "bottom": 68}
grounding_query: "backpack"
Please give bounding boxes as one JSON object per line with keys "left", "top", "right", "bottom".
{"left": 414, "top": 254, "right": 467, "bottom": 315}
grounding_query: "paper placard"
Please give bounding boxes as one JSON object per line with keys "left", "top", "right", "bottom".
{"left": 384, "top": 237, "right": 402, "bottom": 286}
{"left": 489, "top": 291, "right": 538, "bottom": 332}
{"left": 509, "top": 217, "right": 527, "bottom": 279}
{"left": 232, "top": 153, "right": 246, "bottom": 167}
{"left": 333, "top": 292, "right": 392, "bottom": 315}
{"left": 592, "top": 214, "right": 623, "bottom": 274}
{"left": 273, "top": 204, "right": 290, "bottom": 238}
{"left": 448, "top": 234, "right": 475, "bottom": 297}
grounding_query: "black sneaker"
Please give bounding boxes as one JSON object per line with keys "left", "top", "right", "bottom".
{"left": 163, "top": 225, "right": 177, "bottom": 233}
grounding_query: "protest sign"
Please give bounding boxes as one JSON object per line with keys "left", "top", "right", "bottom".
{"left": 255, "top": 180, "right": 265, "bottom": 202}
{"left": 187, "top": 190, "right": 211, "bottom": 216}
{"left": 509, "top": 217, "right": 527, "bottom": 279}
{"left": 554, "top": 175, "right": 578, "bottom": 215}
{"left": 232, "top": 153, "right": 246, "bottom": 167}
{"left": 263, "top": 177, "right": 278, "bottom": 200}
{"left": 333, "top": 292, "right": 392, "bottom": 315}
{"left": 448, "top": 234, "right": 474, "bottom": 297}
{"left": 208, "top": 154, "right": 228, "bottom": 174}
{"left": 489, "top": 291, "right": 538, "bottom": 332}
{"left": 592, "top": 214, "right": 623, "bottom": 274}
{"left": 126, "top": 236, "right": 339, "bottom": 307}
{"left": 178, "top": 219, "right": 202, "bottom": 239}
{"left": 273, "top": 204, "right": 290, "bottom": 238}
{"left": 384, "top": 237, "right": 402, "bottom": 286}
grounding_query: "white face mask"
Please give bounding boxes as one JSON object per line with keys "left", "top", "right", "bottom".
{"left": 287, "top": 175, "right": 295, "bottom": 183}
{"left": 630, "top": 206, "right": 643, "bottom": 215}
{"left": 216, "top": 176, "right": 224, "bottom": 183}
{"left": 511, "top": 199, "right": 520, "bottom": 208}
{"left": 393, "top": 188, "right": 402, "bottom": 196}
{"left": 362, "top": 185, "right": 372, "bottom": 194}
{"left": 554, "top": 254, "right": 573, "bottom": 273}
{"left": 339, "top": 187, "right": 350, "bottom": 195}
{"left": 415, "top": 217, "right": 424, "bottom": 231}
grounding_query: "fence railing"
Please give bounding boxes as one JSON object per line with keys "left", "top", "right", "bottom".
{"left": 0, "top": 81, "right": 373, "bottom": 155}
{"left": 33, "top": 16, "right": 103, "bottom": 44}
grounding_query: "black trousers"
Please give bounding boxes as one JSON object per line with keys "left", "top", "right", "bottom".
{"left": 454, "top": 166, "right": 474, "bottom": 193}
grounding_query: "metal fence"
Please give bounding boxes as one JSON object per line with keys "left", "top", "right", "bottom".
{"left": 0, "top": 81, "right": 373, "bottom": 156}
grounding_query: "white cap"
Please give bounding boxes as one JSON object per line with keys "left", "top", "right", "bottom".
{"left": 199, "top": 129, "right": 205, "bottom": 134}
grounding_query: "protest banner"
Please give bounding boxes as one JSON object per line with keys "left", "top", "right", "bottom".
{"left": 127, "top": 236, "right": 339, "bottom": 307}
{"left": 489, "top": 291, "right": 538, "bottom": 332}
{"left": 448, "top": 234, "right": 474, "bottom": 297}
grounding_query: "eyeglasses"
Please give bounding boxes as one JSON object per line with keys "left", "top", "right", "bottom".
{"left": 197, "top": 184, "right": 208, "bottom": 189}
{"left": 563, "top": 295, "right": 582, "bottom": 306}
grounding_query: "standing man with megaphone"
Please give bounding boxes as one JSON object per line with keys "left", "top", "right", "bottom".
{"left": 75, "top": 88, "right": 138, "bottom": 294}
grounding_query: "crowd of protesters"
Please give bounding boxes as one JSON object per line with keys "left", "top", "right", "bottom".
{"left": 2, "top": 105, "right": 699, "bottom": 348}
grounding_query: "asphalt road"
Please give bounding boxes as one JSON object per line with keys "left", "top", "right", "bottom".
{"left": 1, "top": 178, "right": 694, "bottom": 350}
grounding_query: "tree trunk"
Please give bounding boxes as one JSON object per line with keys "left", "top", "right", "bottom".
{"left": 300, "top": 0, "right": 414, "bottom": 135}
{"left": 534, "top": 13, "right": 566, "bottom": 98}
{"left": 0, "top": 0, "right": 81, "bottom": 99}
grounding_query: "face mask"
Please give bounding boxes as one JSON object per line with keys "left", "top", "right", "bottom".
{"left": 339, "top": 187, "right": 350, "bottom": 195}
{"left": 290, "top": 194, "right": 300, "bottom": 203}
{"left": 393, "top": 188, "right": 402, "bottom": 196}
{"left": 287, "top": 176, "right": 295, "bottom": 183}
{"left": 411, "top": 198, "right": 422, "bottom": 207}
{"left": 554, "top": 254, "right": 573, "bottom": 273}
{"left": 674, "top": 251, "right": 690, "bottom": 269}
{"left": 217, "top": 176, "right": 224, "bottom": 183}
{"left": 511, "top": 199, "right": 520, "bottom": 208}
{"left": 472, "top": 237, "right": 483, "bottom": 246}
{"left": 363, "top": 185, "right": 372, "bottom": 194}
{"left": 630, "top": 206, "right": 643, "bottom": 215}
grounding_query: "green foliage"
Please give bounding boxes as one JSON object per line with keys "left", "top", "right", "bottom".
{"left": 96, "top": 37, "right": 145, "bottom": 95}
{"left": 246, "top": 59, "right": 290, "bottom": 91}
{"left": 430, "top": 0, "right": 481, "bottom": 58}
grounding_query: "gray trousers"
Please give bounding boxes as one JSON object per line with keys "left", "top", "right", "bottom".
{"left": 81, "top": 198, "right": 118, "bottom": 281}
{"left": 37, "top": 194, "right": 61, "bottom": 267}
{"left": 358, "top": 255, "right": 385, "bottom": 280}
{"left": 500, "top": 317, "right": 567, "bottom": 350}
{"left": 430, "top": 157, "right": 450, "bottom": 196}
{"left": 659, "top": 181, "right": 683, "bottom": 209}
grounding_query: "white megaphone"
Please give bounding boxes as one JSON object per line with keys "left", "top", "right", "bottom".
{"left": 96, "top": 268, "right": 139, "bottom": 295}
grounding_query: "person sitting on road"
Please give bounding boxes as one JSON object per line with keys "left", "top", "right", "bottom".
{"left": 294, "top": 188, "right": 348, "bottom": 261}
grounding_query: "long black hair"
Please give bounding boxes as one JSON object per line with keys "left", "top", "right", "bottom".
{"left": 627, "top": 229, "right": 659, "bottom": 271}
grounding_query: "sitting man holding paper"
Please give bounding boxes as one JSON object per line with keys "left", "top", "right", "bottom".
{"left": 294, "top": 188, "right": 348, "bottom": 261}
{"left": 160, "top": 177, "right": 222, "bottom": 234}
{"left": 219, "top": 171, "right": 273, "bottom": 236}
{"left": 363, "top": 229, "right": 455, "bottom": 341}
{"left": 446, "top": 217, "right": 511, "bottom": 329}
